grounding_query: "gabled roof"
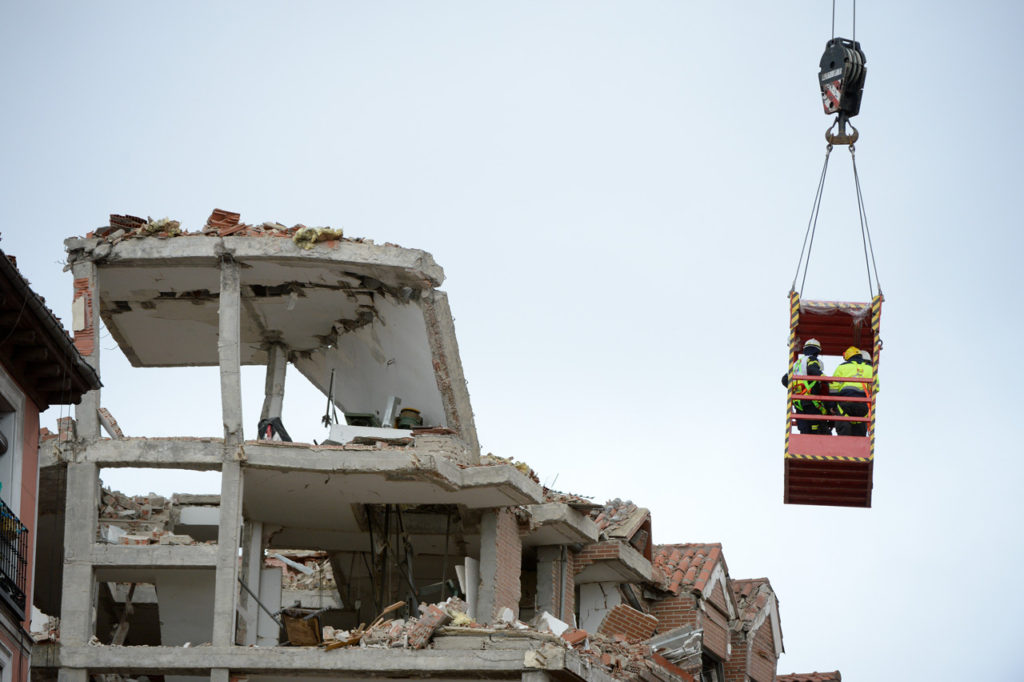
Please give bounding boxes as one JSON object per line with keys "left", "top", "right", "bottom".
{"left": 0, "top": 250, "right": 100, "bottom": 409}
{"left": 731, "top": 577, "right": 784, "bottom": 656}
{"left": 777, "top": 672, "right": 842, "bottom": 682}
{"left": 653, "top": 543, "right": 725, "bottom": 596}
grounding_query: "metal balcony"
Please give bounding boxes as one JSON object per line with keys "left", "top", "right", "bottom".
{"left": 0, "top": 498, "right": 27, "bottom": 617}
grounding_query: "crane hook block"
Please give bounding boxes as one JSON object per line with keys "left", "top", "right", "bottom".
{"left": 819, "top": 38, "right": 867, "bottom": 118}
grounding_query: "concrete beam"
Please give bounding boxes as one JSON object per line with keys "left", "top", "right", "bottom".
{"left": 460, "top": 465, "right": 544, "bottom": 506}
{"left": 242, "top": 443, "right": 461, "bottom": 482}
{"left": 91, "top": 544, "right": 219, "bottom": 569}
{"left": 38, "top": 644, "right": 533, "bottom": 674}
{"left": 523, "top": 504, "right": 600, "bottom": 546}
{"left": 242, "top": 442, "right": 543, "bottom": 507}
{"left": 574, "top": 542, "right": 653, "bottom": 585}
{"left": 57, "top": 669, "right": 87, "bottom": 682}
{"left": 66, "top": 235, "right": 445, "bottom": 288}
{"left": 72, "top": 437, "right": 223, "bottom": 470}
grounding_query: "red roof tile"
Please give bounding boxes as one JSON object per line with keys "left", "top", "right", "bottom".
{"left": 588, "top": 498, "right": 650, "bottom": 541}
{"left": 777, "top": 672, "right": 841, "bottom": 682}
{"left": 652, "top": 543, "right": 725, "bottom": 595}
{"left": 731, "top": 578, "right": 774, "bottom": 627}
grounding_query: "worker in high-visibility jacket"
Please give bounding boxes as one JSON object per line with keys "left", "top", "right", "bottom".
{"left": 831, "top": 346, "right": 874, "bottom": 436}
{"left": 782, "top": 338, "right": 831, "bottom": 434}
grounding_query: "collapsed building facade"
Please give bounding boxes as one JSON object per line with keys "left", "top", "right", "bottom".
{"left": 32, "top": 213, "right": 828, "bottom": 682}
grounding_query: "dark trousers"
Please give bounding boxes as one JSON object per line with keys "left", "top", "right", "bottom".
{"left": 835, "top": 388, "right": 868, "bottom": 436}
{"left": 795, "top": 401, "right": 831, "bottom": 435}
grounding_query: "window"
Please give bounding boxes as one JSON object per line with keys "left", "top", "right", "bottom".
{"left": 701, "top": 652, "right": 725, "bottom": 682}
{"left": 0, "top": 367, "right": 24, "bottom": 516}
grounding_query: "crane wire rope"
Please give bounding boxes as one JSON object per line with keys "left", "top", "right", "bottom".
{"left": 791, "top": 145, "right": 833, "bottom": 296}
{"left": 791, "top": 142, "right": 882, "bottom": 301}
{"left": 832, "top": 0, "right": 857, "bottom": 42}
{"left": 850, "top": 144, "right": 882, "bottom": 296}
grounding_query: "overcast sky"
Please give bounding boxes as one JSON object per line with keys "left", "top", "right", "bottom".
{"left": 3, "top": 1, "right": 1023, "bottom": 678}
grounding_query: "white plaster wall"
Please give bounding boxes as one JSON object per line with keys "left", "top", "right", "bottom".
{"left": 578, "top": 581, "right": 621, "bottom": 633}
{"left": 257, "top": 566, "right": 283, "bottom": 647}
{"left": 155, "top": 569, "right": 216, "bottom": 646}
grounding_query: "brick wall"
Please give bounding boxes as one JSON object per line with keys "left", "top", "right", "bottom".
{"left": 748, "top": 617, "right": 777, "bottom": 682}
{"left": 492, "top": 508, "right": 522, "bottom": 620}
{"left": 562, "top": 549, "right": 576, "bottom": 618}
{"left": 597, "top": 603, "right": 659, "bottom": 641}
{"left": 72, "top": 277, "right": 95, "bottom": 356}
{"left": 649, "top": 592, "right": 699, "bottom": 633}
{"left": 703, "top": 604, "right": 730, "bottom": 661}
{"left": 708, "top": 580, "right": 728, "bottom": 615}
{"left": 724, "top": 628, "right": 748, "bottom": 682}
{"left": 573, "top": 540, "right": 621, "bottom": 575}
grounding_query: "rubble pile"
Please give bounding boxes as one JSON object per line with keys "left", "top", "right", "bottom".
{"left": 266, "top": 550, "right": 337, "bottom": 591}
{"left": 91, "top": 211, "right": 385, "bottom": 247}
{"left": 96, "top": 487, "right": 208, "bottom": 546}
{"left": 316, "top": 598, "right": 470, "bottom": 651}
{"left": 590, "top": 498, "right": 641, "bottom": 533}
{"left": 478, "top": 453, "right": 541, "bottom": 483}
{"left": 30, "top": 612, "right": 60, "bottom": 643}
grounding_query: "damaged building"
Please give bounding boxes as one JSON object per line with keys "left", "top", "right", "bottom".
{"left": 31, "top": 212, "right": 828, "bottom": 682}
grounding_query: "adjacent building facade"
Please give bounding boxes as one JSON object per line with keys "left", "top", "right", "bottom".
{"left": 0, "top": 251, "right": 99, "bottom": 682}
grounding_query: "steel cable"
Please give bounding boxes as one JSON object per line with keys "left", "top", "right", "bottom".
{"left": 850, "top": 144, "right": 882, "bottom": 296}
{"left": 792, "top": 145, "right": 833, "bottom": 296}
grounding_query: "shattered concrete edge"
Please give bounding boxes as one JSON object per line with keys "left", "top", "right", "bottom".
{"left": 421, "top": 290, "right": 480, "bottom": 459}
{"left": 64, "top": 235, "right": 445, "bottom": 288}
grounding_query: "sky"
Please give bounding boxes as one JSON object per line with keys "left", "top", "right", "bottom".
{"left": 2, "top": 1, "right": 1023, "bottom": 678}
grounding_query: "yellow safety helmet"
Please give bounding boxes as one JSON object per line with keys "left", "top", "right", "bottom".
{"left": 843, "top": 346, "right": 861, "bottom": 361}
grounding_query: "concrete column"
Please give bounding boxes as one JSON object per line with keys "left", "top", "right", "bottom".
{"left": 209, "top": 669, "right": 230, "bottom": 682}
{"left": 463, "top": 557, "right": 479, "bottom": 622}
{"left": 70, "top": 261, "right": 100, "bottom": 441}
{"left": 238, "top": 520, "right": 264, "bottom": 645}
{"left": 256, "top": 566, "right": 282, "bottom": 646}
{"left": 212, "top": 461, "right": 243, "bottom": 646}
{"left": 259, "top": 343, "right": 287, "bottom": 422}
{"left": 219, "top": 257, "right": 243, "bottom": 444}
{"left": 536, "top": 546, "right": 573, "bottom": 622}
{"left": 476, "top": 509, "right": 522, "bottom": 625}
{"left": 59, "top": 462, "right": 98, "bottom": 646}
{"left": 578, "top": 581, "right": 621, "bottom": 634}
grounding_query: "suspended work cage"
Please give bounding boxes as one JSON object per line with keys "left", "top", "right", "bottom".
{"left": 784, "top": 292, "right": 881, "bottom": 507}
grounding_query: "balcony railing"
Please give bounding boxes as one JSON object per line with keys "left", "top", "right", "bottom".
{"left": 0, "top": 497, "right": 27, "bottom": 617}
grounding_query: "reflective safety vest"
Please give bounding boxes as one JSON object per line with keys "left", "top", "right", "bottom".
{"left": 831, "top": 360, "right": 873, "bottom": 393}
{"left": 791, "top": 356, "right": 826, "bottom": 413}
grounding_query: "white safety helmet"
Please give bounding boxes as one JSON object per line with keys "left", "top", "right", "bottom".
{"left": 803, "top": 338, "right": 822, "bottom": 353}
